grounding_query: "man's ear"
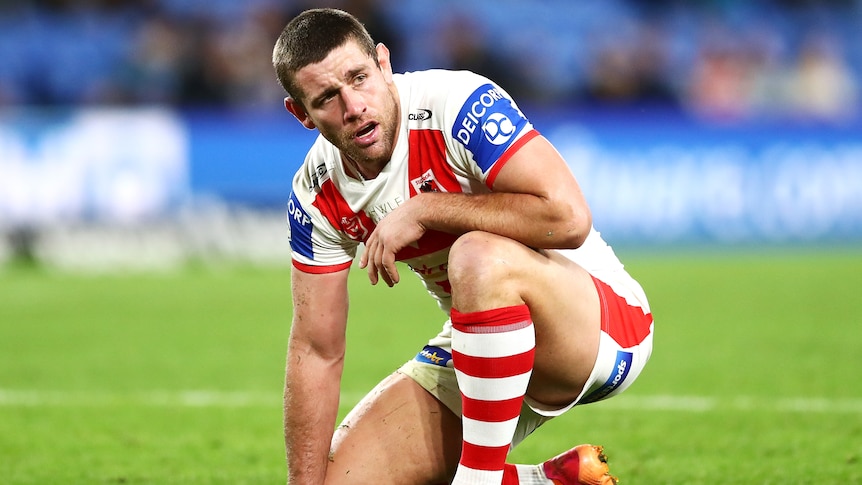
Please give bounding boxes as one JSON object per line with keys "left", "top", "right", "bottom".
{"left": 376, "top": 43, "right": 394, "bottom": 83}
{"left": 284, "top": 97, "right": 316, "bottom": 130}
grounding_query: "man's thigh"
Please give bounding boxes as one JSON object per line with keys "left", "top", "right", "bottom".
{"left": 326, "top": 372, "right": 462, "bottom": 485}
{"left": 497, "top": 243, "right": 604, "bottom": 408}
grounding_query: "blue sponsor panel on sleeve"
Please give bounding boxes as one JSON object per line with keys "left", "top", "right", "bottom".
{"left": 287, "top": 192, "right": 314, "bottom": 259}
{"left": 580, "top": 350, "right": 633, "bottom": 404}
{"left": 452, "top": 84, "right": 530, "bottom": 173}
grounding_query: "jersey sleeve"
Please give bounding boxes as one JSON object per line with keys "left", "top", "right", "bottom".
{"left": 286, "top": 156, "right": 357, "bottom": 274}
{"left": 445, "top": 72, "right": 538, "bottom": 188}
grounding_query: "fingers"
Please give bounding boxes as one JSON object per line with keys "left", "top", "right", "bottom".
{"left": 359, "top": 234, "right": 400, "bottom": 287}
{"left": 371, "top": 245, "right": 398, "bottom": 287}
{"left": 381, "top": 250, "right": 399, "bottom": 286}
{"left": 359, "top": 240, "right": 380, "bottom": 286}
{"left": 360, "top": 235, "right": 399, "bottom": 287}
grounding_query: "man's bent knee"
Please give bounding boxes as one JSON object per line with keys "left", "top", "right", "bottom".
{"left": 448, "top": 232, "right": 532, "bottom": 311}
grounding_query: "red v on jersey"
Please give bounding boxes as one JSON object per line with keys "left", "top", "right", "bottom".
{"left": 408, "top": 129, "right": 462, "bottom": 195}
{"left": 312, "top": 179, "right": 376, "bottom": 243}
{"left": 399, "top": 129, "right": 462, "bottom": 259}
{"left": 311, "top": 129, "right": 461, "bottom": 261}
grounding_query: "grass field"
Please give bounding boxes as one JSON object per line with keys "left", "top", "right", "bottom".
{"left": 1, "top": 247, "right": 861, "bottom": 484}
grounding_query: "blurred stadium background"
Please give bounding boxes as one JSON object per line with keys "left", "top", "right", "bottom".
{"left": 2, "top": 3, "right": 861, "bottom": 482}
{"left": 0, "top": 0, "right": 860, "bottom": 268}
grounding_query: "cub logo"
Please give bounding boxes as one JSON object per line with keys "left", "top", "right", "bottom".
{"left": 409, "top": 109, "right": 433, "bottom": 121}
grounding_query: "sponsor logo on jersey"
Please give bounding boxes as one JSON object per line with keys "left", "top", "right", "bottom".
{"left": 410, "top": 169, "right": 445, "bottom": 193}
{"left": 482, "top": 112, "right": 517, "bottom": 145}
{"left": 452, "top": 84, "right": 529, "bottom": 173}
{"left": 308, "top": 163, "right": 327, "bottom": 191}
{"left": 367, "top": 196, "right": 404, "bottom": 224}
{"left": 287, "top": 192, "right": 314, "bottom": 259}
{"left": 580, "top": 350, "right": 633, "bottom": 404}
{"left": 408, "top": 109, "right": 433, "bottom": 122}
{"left": 415, "top": 345, "right": 453, "bottom": 367}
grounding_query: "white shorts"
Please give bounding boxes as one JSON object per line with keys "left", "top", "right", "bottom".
{"left": 397, "top": 269, "right": 654, "bottom": 448}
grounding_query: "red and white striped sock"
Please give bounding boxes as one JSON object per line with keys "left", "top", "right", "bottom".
{"left": 501, "top": 464, "right": 553, "bottom": 484}
{"left": 450, "top": 304, "right": 535, "bottom": 485}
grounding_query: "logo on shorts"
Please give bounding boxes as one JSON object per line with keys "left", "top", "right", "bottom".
{"left": 416, "top": 345, "right": 452, "bottom": 367}
{"left": 580, "top": 350, "right": 633, "bottom": 404}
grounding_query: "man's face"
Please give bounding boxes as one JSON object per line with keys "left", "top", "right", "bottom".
{"left": 290, "top": 41, "right": 400, "bottom": 168}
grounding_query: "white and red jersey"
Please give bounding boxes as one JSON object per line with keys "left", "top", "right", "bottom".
{"left": 286, "top": 69, "right": 632, "bottom": 315}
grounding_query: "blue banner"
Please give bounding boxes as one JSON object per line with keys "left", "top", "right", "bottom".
{"left": 1, "top": 107, "right": 860, "bottom": 244}
{"left": 537, "top": 110, "right": 862, "bottom": 243}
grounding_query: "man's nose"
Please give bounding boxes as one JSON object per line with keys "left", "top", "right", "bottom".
{"left": 342, "top": 89, "right": 366, "bottom": 120}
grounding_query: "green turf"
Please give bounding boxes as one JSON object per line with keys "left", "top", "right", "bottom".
{"left": 1, "top": 249, "right": 860, "bottom": 484}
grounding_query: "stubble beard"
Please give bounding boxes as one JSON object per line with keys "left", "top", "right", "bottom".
{"left": 339, "top": 90, "right": 400, "bottom": 168}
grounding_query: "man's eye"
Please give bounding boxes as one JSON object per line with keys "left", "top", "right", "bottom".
{"left": 355, "top": 74, "right": 367, "bottom": 84}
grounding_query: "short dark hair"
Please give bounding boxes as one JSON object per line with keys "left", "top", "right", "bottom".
{"left": 272, "top": 8, "right": 378, "bottom": 103}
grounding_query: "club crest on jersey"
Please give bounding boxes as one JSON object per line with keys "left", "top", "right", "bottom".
{"left": 453, "top": 83, "right": 529, "bottom": 173}
{"left": 341, "top": 215, "right": 369, "bottom": 241}
{"left": 411, "top": 169, "right": 445, "bottom": 194}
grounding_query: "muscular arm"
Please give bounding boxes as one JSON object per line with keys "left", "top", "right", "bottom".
{"left": 285, "top": 267, "right": 350, "bottom": 484}
{"left": 361, "top": 135, "right": 592, "bottom": 285}
{"left": 420, "top": 136, "right": 590, "bottom": 247}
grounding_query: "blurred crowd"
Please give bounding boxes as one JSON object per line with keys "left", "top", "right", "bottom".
{"left": 0, "top": 0, "right": 859, "bottom": 120}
